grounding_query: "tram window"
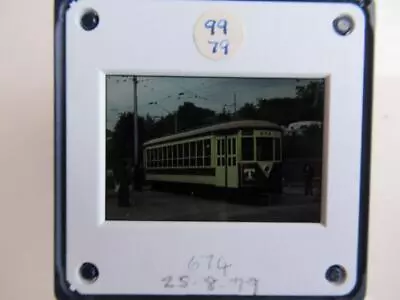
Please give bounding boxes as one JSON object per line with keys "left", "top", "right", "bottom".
{"left": 204, "top": 139, "right": 211, "bottom": 166}
{"left": 178, "top": 144, "right": 183, "bottom": 167}
{"left": 165, "top": 148, "right": 169, "bottom": 167}
{"left": 167, "top": 146, "right": 171, "bottom": 167}
{"left": 184, "top": 143, "right": 189, "bottom": 157}
{"left": 148, "top": 149, "right": 152, "bottom": 167}
{"left": 221, "top": 139, "right": 226, "bottom": 154}
{"left": 205, "top": 139, "right": 211, "bottom": 155}
{"left": 242, "top": 137, "right": 254, "bottom": 161}
{"left": 162, "top": 147, "right": 166, "bottom": 167}
{"left": 232, "top": 138, "right": 236, "bottom": 155}
{"left": 199, "top": 140, "right": 204, "bottom": 156}
{"left": 275, "top": 138, "right": 281, "bottom": 161}
{"left": 232, "top": 157, "right": 236, "bottom": 165}
{"left": 158, "top": 147, "right": 162, "bottom": 167}
{"left": 228, "top": 157, "right": 232, "bottom": 166}
{"left": 184, "top": 142, "right": 189, "bottom": 166}
{"left": 256, "top": 138, "right": 274, "bottom": 161}
{"left": 167, "top": 146, "right": 170, "bottom": 159}
{"left": 217, "top": 140, "right": 221, "bottom": 155}
{"left": 173, "top": 145, "right": 177, "bottom": 167}
{"left": 190, "top": 142, "right": 195, "bottom": 157}
{"left": 227, "top": 139, "right": 231, "bottom": 154}
{"left": 197, "top": 140, "right": 203, "bottom": 157}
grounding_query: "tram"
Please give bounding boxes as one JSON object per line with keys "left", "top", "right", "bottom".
{"left": 143, "top": 120, "right": 283, "bottom": 194}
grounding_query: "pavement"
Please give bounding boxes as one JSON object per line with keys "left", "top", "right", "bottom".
{"left": 106, "top": 185, "right": 321, "bottom": 223}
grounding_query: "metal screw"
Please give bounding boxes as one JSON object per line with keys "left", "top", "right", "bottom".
{"left": 80, "top": 9, "right": 100, "bottom": 31}
{"left": 325, "top": 265, "right": 347, "bottom": 284}
{"left": 79, "top": 262, "right": 99, "bottom": 283}
{"left": 333, "top": 15, "right": 355, "bottom": 36}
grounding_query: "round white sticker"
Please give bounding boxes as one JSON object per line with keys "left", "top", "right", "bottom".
{"left": 193, "top": 11, "right": 243, "bottom": 60}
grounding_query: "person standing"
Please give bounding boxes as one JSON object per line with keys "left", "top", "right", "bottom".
{"left": 116, "top": 160, "right": 131, "bottom": 207}
{"left": 303, "top": 163, "right": 314, "bottom": 196}
{"left": 133, "top": 164, "right": 143, "bottom": 192}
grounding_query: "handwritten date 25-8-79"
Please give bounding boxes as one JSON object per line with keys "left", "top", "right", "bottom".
{"left": 161, "top": 275, "right": 259, "bottom": 295}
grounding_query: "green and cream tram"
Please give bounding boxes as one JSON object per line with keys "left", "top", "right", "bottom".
{"left": 143, "top": 120, "right": 283, "bottom": 194}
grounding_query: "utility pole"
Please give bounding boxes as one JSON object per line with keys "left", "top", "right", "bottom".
{"left": 133, "top": 76, "right": 139, "bottom": 167}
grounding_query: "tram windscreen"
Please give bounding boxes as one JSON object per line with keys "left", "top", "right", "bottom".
{"left": 105, "top": 76, "right": 325, "bottom": 223}
{"left": 256, "top": 138, "right": 274, "bottom": 161}
{"left": 242, "top": 137, "right": 254, "bottom": 161}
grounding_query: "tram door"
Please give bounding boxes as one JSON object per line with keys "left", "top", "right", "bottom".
{"left": 226, "top": 136, "right": 238, "bottom": 188}
{"left": 216, "top": 136, "right": 238, "bottom": 188}
{"left": 215, "top": 137, "right": 226, "bottom": 188}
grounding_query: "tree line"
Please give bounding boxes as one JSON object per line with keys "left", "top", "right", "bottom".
{"left": 107, "top": 81, "right": 324, "bottom": 169}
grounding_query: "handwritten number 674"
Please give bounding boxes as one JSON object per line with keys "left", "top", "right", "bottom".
{"left": 205, "top": 19, "right": 228, "bottom": 35}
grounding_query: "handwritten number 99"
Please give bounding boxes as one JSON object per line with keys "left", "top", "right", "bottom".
{"left": 204, "top": 19, "right": 228, "bottom": 35}
{"left": 208, "top": 40, "right": 229, "bottom": 55}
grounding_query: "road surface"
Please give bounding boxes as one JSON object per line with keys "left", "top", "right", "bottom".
{"left": 106, "top": 186, "right": 320, "bottom": 223}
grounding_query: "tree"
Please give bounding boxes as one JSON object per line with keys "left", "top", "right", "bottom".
{"left": 283, "top": 124, "right": 323, "bottom": 159}
{"left": 175, "top": 102, "right": 216, "bottom": 131}
{"left": 256, "top": 97, "right": 304, "bottom": 125}
{"left": 295, "top": 80, "right": 325, "bottom": 121}
{"left": 108, "top": 112, "right": 149, "bottom": 169}
{"left": 237, "top": 103, "right": 259, "bottom": 120}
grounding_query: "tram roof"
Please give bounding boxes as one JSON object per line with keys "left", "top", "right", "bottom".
{"left": 143, "top": 120, "right": 282, "bottom": 147}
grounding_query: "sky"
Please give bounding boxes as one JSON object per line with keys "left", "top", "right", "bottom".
{"left": 106, "top": 76, "right": 312, "bottom": 130}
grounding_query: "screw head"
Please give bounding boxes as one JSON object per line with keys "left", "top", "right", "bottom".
{"left": 80, "top": 9, "right": 99, "bottom": 31}
{"left": 325, "top": 265, "right": 347, "bottom": 284}
{"left": 79, "top": 262, "right": 99, "bottom": 283}
{"left": 333, "top": 15, "right": 355, "bottom": 36}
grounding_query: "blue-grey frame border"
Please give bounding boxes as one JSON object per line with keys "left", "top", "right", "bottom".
{"left": 54, "top": 0, "right": 374, "bottom": 299}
